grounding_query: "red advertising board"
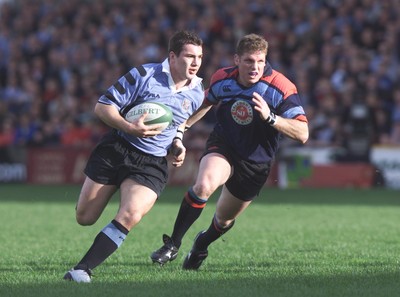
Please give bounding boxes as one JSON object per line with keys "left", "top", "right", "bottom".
{"left": 27, "top": 148, "right": 91, "bottom": 184}
{"left": 26, "top": 147, "right": 374, "bottom": 188}
{"left": 26, "top": 147, "right": 277, "bottom": 186}
{"left": 27, "top": 147, "right": 206, "bottom": 185}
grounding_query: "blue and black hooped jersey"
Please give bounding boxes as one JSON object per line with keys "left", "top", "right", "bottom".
{"left": 98, "top": 59, "right": 204, "bottom": 157}
{"left": 205, "top": 62, "right": 307, "bottom": 164}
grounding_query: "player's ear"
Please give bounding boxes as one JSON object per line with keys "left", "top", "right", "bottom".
{"left": 169, "top": 51, "right": 177, "bottom": 60}
{"left": 234, "top": 54, "right": 240, "bottom": 65}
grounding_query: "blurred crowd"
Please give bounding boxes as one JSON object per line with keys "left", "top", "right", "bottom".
{"left": 1, "top": 0, "right": 400, "bottom": 152}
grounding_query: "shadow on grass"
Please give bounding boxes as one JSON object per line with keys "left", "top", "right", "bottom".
{"left": 2, "top": 270, "right": 400, "bottom": 297}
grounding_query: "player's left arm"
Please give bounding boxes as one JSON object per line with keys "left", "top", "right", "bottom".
{"left": 185, "top": 70, "right": 222, "bottom": 128}
{"left": 272, "top": 117, "right": 308, "bottom": 144}
{"left": 252, "top": 92, "right": 309, "bottom": 144}
{"left": 170, "top": 98, "right": 213, "bottom": 167}
{"left": 170, "top": 122, "right": 187, "bottom": 167}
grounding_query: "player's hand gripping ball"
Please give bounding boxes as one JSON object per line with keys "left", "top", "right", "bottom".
{"left": 125, "top": 102, "right": 173, "bottom": 131}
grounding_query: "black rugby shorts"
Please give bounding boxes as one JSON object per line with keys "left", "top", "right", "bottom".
{"left": 202, "top": 130, "right": 271, "bottom": 201}
{"left": 84, "top": 131, "right": 168, "bottom": 197}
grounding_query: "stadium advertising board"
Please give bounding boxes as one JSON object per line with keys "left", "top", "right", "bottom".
{"left": 27, "top": 148, "right": 90, "bottom": 184}
{"left": 370, "top": 146, "right": 400, "bottom": 189}
{"left": 21, "top": 146, "right": 392, "bottom": 188}
{"left": 0, "top": 147, "right": 26, "bottom": 183}
{"left": 278, "top": 147, "right": 375, "bottom": 188}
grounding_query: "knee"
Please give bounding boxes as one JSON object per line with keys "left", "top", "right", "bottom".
{"left": 76, "top": 209, "right": 97, "bottom": 226}
{"left": 214, "top": 218, "right": 229, "bottom": 228}
{"left": 214, "top": 215, "right": 235, "bottom": 233}
{"left": 192, "top": 183, "right": 215, "bottom": 199}
{"left": 214, "top": 214, "right": 235, "bottom": 229}
{"left": 116, "top": 211, "right": 142, "bottom": 230}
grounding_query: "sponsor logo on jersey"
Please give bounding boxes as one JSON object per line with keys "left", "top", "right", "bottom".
{"left": 231, "top": 100, "right": 253, "bottom": 125}
{"left": 182, "top": 98, "right": 191, "bottom": 111}
{"left": 223, "top": 85, "right": 231, "bottom": 92}
{"left": 142, "top": 91, "right": 160, "bottom": 99}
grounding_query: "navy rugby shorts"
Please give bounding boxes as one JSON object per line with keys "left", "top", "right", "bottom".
{"left": 202, "top": 130, "right": 271, "bottom": 201}
{"left": 84, "top": 131, "right": 168, "bottom": 197}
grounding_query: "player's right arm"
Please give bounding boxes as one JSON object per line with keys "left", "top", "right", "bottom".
{"left": 185, "top": 68, "right": 228, "bottom": 128}
{"left": 185, "top": 100, "right": 213, "bottom": 128}
{"left": 94, "top": 102, "right": 161, "bottom": 138}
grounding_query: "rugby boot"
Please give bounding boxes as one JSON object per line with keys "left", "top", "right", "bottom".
{"left": 182, "top": 231, "right": 208, "bottom": 270}
{"left": 151, "top": 234, "right": 179, "bottom": 265}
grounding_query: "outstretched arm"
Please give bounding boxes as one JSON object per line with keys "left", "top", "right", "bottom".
{"left": 185, "top": 101, "right": 213, "bottom": 129}
{"left": 169, "top": 101, "right": 213, "bottom": 167}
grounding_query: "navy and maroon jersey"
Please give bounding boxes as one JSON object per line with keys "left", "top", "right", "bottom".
{"left": 205, "top": 62, "right": 307, "bottom": 164}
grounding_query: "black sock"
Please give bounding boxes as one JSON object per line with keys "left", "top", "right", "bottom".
{"left": 75, "top": 219, "right": 129, "bottom": 271}
{"left": 171, "top": 189, "right": 207, "bottom": 248}
{"left": 195, "top": 215, "right": 235, "bottom": 251}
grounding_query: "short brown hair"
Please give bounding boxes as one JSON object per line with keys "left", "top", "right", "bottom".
{"left": 236, "top": 34, "right": 268, "bottom": 56}
{"left": 168, "top": 30, "right": 203, "bottom": 56}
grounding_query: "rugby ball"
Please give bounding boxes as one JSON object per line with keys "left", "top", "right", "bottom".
{"left": 125, "top": 102, "right": 173, "bottom": 131}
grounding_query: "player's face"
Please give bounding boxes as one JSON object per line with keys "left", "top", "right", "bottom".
{"left": 235, "top": 50, "right": 266, "bottom": 87}
{"left": 170, "top": 44, "right": 203, "bottom": 83}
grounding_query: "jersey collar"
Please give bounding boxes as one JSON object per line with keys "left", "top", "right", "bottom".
{"left": 162, "top": 58, "right": 202, "bottom": 93}
{"left": 263, "top": 61, "right": 273, "bottom": 77}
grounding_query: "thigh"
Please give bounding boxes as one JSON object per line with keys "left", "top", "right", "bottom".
{"left": 215, "top": 185, "right": 252, "bottom": 225}
{"left": 226, "top": 158, "right": 270, "bottom": 201}
{"left": 76, "top": 176, "right": 118, "bottom": 225}
{"left": 193, "top": 152, "right": 232, "bottom": 197}
{"left": 115, "top": 178, "right": 158, "bottom": 230}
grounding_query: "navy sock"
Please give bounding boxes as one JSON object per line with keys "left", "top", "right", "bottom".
{"left": 171, "top": 188, "right": 207, "bottom": 248}
{"left": 75, "top": 220, "right": 129, "bottom": 271}
{"left": 195, "top": 216, "right": 235, "bottom": 251}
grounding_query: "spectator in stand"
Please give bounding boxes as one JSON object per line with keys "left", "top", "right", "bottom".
{"left": 374, "top": 108, "right": 391, "bottom": 144}
{"left": 60, "top": 117, "right": 92, "bottom": 147}
{"left": 13, "top": 114, "right": 39, "bottom": 147}
{"left": 389, "top": 121, "right": 400, "bottom": 144}
{"left": 0, "top": 117, "right": 14, "bottom": 147}
{"left": 389, "top": 88, "right": 400, "bottom": 144}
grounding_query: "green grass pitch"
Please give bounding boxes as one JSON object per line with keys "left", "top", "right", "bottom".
{"left": 0, "top": 184, "right": 399, "bottom": 297}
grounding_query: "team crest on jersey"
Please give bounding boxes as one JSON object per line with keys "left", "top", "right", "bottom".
{"left": 182, "top": 98, "right": 191, "bottom": 111}
{"left": 231, "top": 100, "right": 253, "bottom": 125}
